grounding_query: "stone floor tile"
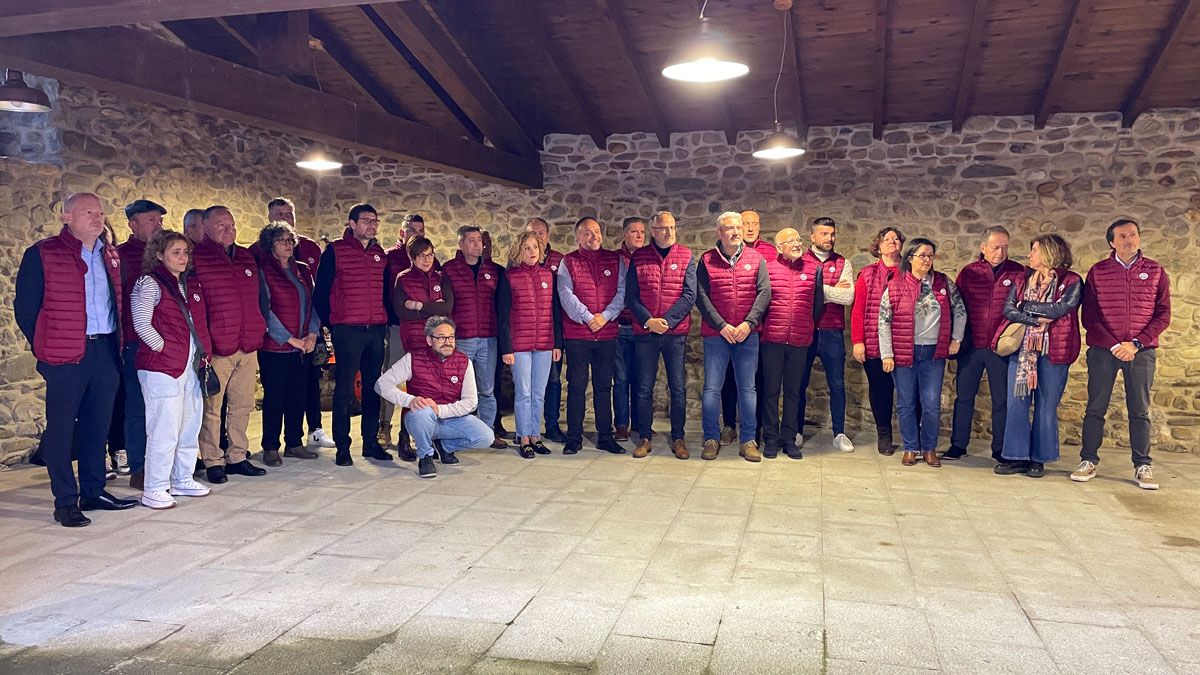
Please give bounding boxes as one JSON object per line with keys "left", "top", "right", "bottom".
{"left": 625, "top": 471, "right": 697, "bottom": 498}
{"left": 2, "top": 617, "right": 180, "bottom": 675}
{"left": 378, "top": 492, "right": 480, "bottom": 523}
{"left": 824, "top": 599, "right": 939, "bottom": 669}
{"left": 602, "top": 493, "right": 684, "bottom": 525}
{"left": 822, "top": 497, "right": 899, "bottom": 527}
{"left": 520, "top": 500, "right": 604, "bottom": 535}
{"left": 754, "top": 482, "right": 823, "bottom": 508}
{"left": 104, "top": 657, "right": 226, "bottom": 674}
{"left": 694, "top": 467, "right": 761, "bottom": 491}
{"left": 822, "top": 522, "right": 906, "bottom": 561}
{"left": 895, "top": 514, "right": 981, "bottom": 550}
{"left": 335, "top": 478, "right": 432, "bottom": 505}
{"left": 664, "top": 511, "right": 746, "bottom": 547}
{"left": 641, "top": 541, "right": 738, "bottom": 586}
{"left": 593, "top": 634, "right": 712, "bottom": 674}
{"left": 248, "top": 486, "right": 358, "bottom": 515}
{"left": 538, "top": 553, "right": 648, "bottom": 607}
{"left": 503, "top": 465, "right": 583, "bottom": 489}
{"left": 746, "top": 503, "right": 821, "bottom": 536}
{"left": 903, "top": 546, "right": 1010, "bottom": 592}
{"left": 423, "top": 472, "right": 513, "bottom": 497}
{"left": 1124, "top": 606, "right": 1200, "bottom": 664}
{"left": 468, "top": 657, "right": 589, "bottom": 674}
{"left": 613, "top": 581, "right": 725, "bottom": 644}
{"left": 475, "top": 530, "right": 580, "bottom": 572}
{"left": 470, "top": 485, "right": 557, "bottom": 514}
{"left": 639, "top": 455, "right": 706, "bottom": 475}
{"left": 352, "top": 616, "right": 505, "bottom": 673}
{"left": 550, "top": 478, "right": 626, "bottom": 505}
{"left": 1011, "top": 578, "right": 1130, "bottom": 627}
{"left": 575, "top": 519, "right": 669, "bottom": 559}
{"left": 227, "top": 634, "right": 388, "bottom": 675}
{"left": 419, "top": 567, "right": 545, "bottom": 624}
{"left": 487, "top": 596, "right": 619, "bottom": 664}
{"left": 823, "top": 474, "right": 890, "bottom": 501}
{"left": 1034, "top": 620, "right": 1175, "bottom": 675}
{"left": 140, "top": 598, "right": 313, "bottom": 668}
{"left": 0, "top": 529, "right": 83, "bottom": 572}
{"left": 920, "top": 587, "right": 1041, "bottom": 647}
{"left": 208, "top": 530, "right": 341, "bottom": 571}
{"left": 823, "top": 556, "right": 920, "bottom": 607}
{"left": 177, "top": 510, "right": 300, "bottom": 547}
{"left": 573, "top": 460, "right": 643, "bottom": 483}
{"left": 823, "top": 659, "right": 940, "bottom": 674}
{"left": 708, "top": 616, "right": 823, "bottom": 674}
{"left": 736, "top": 531, "right": 821, "bottom": 574}
{"left": 725, "top": 569, "right": 824, "bottom": 625}
{"left": 287, "top": 583, "right": 439, "bottom": 640}
{"left": 80, "top": 542, "right": 232, "bottom": 588}
{"left": 375, "top": 539, "right": 490, "bottom": 588}
{"left": 241, "top": 554, "right": 384, "bottom": 608}
{"left": 680, "top": 486, "right": 755, "bottom": 515}
{"left": 934, "top": 641, "right": 1060, "bottom": 674}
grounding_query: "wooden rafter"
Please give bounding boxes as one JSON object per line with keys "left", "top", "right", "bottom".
{"left": 309, "top": 13, "right": 412, "bottom": 121}
{"left": 1035, "top": 0, "right": 1090, "bottom": 129}
{"left": 952, "top": 0, "right": 991, "bottom": 131}
{"left": 872, "top": 0, "right": 891, "bottom": 139}
{"left": 0, "top": 26, "right": 542, "bottom": 188}
{"left": 213, "top": 16, "right": 257, "bottom": 58}
{"left": 595, "top": 0, "right": 672, "bottom": 148}
{"left": 1121, "top": 0, "right": 1200, "bottom": 127}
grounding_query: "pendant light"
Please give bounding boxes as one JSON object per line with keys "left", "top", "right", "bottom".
{"left": 296, "top": 149, "right": 343, "bottom": 171}
{"left": 662, "top": 1, "right": 749, "bottom": 83}
{"left": 0, "top": 69, "right": 51, "bottom": 113}
{"left": 752, "top": 7, "right": 805, "bottom": 160}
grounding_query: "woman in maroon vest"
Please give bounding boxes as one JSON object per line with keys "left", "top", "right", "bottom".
{"left": 878, "top": 238, "right": 967, "bottom": 467}
{"left": 994, "top": 234, "right": 1082, "bottom": 478}
{"left": 850, "top": 226, "right": 907, "bottom": 455}
{"left": 130, "top": 229, "right": 214, "bottom": 509}
{"left": 498, "top": 232, "right": 563, "bottom": 458}
{"left": 255, "top": 222, "right": 321, "bottom": 467}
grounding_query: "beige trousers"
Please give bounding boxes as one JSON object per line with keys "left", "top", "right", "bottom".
{"left": 200, "top": 350, "right": 257, "bottom": 467}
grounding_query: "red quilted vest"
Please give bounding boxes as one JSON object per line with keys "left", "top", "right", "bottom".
{"left": 956, "top": 257, "right": 1026, "bottom": 349}
{"left": 761, "top": 253, "right": 819, "bottom": 347}
{"left": 747, "top": 238, "right": 777, "bottom": 259}
{"left": 1082, "top": 252, "right": 1170, "bottom": 349}
{"left": 191, "top": 236, "right": 265, "bottom": 356}
{"left": 258, "top": 254, "right": 315, "bottom": 353}
{"left": 887, "top": 272, "right": 952, "bottom": 367}
{"left": 328, "top": 229, "right": 388, "bottom": 327}
{"left": 32, "top": 227, "right": 124, "bottom": 365}
{"left": 135, "top": 266, "right": 212, "bottom": 378}
{"left": 803, "top": 249, "right": 848, "bottom": 331}
{"left": 506, "top": 262, "right": 556, "bottom": 352}
{"left": 561, "top": 247, "right": 621, "bottom": 341}
{"left": 396, "top": 267, "right": 447, "bottom": 352}
{"left": 117, "top": 236, "right": 147, "bottom": 346}
{"left": 542, "top": 247, "right": 564, "bottom": 274}
{"left": 991, "top": 269, "right": 1082, "bottom": 365}
{"left": 407, "top": 347, "right": 469, "bottom": 405}
{"left": 631, "top": 243, "right": 693, "bottom": 336}
{"left": 443, "top": 252, "right": 501, "bottom": 339}
{"left": 855, "top": 260, "right": 900, "bottom": 358}
{"left": 617, "top": 243, "right": 640, "bottom": 325}
{"left": 296, "top": 235, "right": 322, "bottom": 272}
{"left": 699, "top": 246, "right": 764, "bottom": 337}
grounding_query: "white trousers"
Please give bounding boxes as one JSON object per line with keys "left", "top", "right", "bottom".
{"left": 138, "top": 366, "right": 203, "bottom": 493}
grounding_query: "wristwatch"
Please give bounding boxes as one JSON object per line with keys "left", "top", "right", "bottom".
{"left": 1132, "top": 339, "right": 1143, "bottom": 350}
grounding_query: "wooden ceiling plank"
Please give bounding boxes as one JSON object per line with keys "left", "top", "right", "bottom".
{"left": 1035, "top": 0, "right": 1091, "bottom": 129}
{"left": 213, "top": 16, "right": 257, "bottom": 58}
{"left": 595, "top": 0, "right": 672, "bottom": 148}
{"left": 1121, "top": 0, "right": 1200, "bottom": 126}
{"left": 872, "top": 0, "right": 891, "bottom": 139}
{"left": 952, "top": 0, "right": 991, "bottom": 131}
{"left": 309, "top": 12, "right": 414, "bottom": 121}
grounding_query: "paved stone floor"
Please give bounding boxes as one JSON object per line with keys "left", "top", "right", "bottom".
{"left": 1, "top": 417, "right": 1199, "bottom": 674}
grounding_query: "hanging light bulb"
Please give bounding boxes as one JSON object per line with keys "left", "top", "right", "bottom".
{"left": 662, "top": 2, "right": 749, "bottom": 83}
{"left": 752, "top": 9, "right": 805, "bottom": 160}
{"left": 296, "top": 149, "right": 343, "bottom": 171}
{"left": 0, "top": 69, "right": 51, "bottom": 113}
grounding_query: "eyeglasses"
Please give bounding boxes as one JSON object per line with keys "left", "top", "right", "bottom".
{"left": 913, "top": 253, "right": 937, "bottom": 261}
{"left": 777, "top": 238, "right": 801, "bottom": 247}
{"left": 274, "top": 237, "right": 296, "bottom": 246}
{"left": 430, "top": 334, "right": 456, "bottom": 342}
{"left": 355, "top": 217, "right": 380, "bottom": 225}
{"left": 415, "top": 251, "right": 435, "bottom": 259}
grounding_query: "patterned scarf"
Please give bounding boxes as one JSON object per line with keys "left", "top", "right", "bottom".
{"left": 1014, "top": 271, "right": 1055, "bottom": 398}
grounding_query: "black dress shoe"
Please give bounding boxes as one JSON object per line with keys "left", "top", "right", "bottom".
{"left": 54, "top": 506, "right": 91, "bottom": 527}
{"left": 994, "top": 460, "right": 1031, "bottom": 475}
{"left": 533, "top": 441, "right": 552, "bottom": 455}
{"left": 335, "top": 451, "right": 353, "bottom": 466}
{"left": 761, "top": 448, "right": 778, "bottom": 459}
{"left": 363, "top": 445, "right": 394, "bottom": 461}
{"left": 518, "top": 443, "right": 536, "bottom": 459}
{"left": 563, "top": 441, "right": 582, "bottom": 455}
{"left": 206, "top": 465, "right": 228, "bottom": 483}
{"left": 436, "top": 448, "right": 459, "bottom": 464}
{"left": 226, "top": 459, "right": 267, "bottom": 476}
{"left": 784, "top": 446, "right": 805, "bottom": 460}
{"left": 79, "top": 491, "right": 139, "bottom": 511}
{"left": 397, "top": 433, "right": 416, "bottom": 462}
{"left": 941, "top": 446, "right": 967, "bottom": 460}
{"left": 542, "top": 426, "right": 567, "bottom": 443}
{"left": 1027, "top": 462, "right": 1045, "bottom": 478}
{"left": 596, "top": 439, "right": 627, "bottom": 455}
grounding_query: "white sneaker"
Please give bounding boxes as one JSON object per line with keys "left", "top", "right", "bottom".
{"left": 833, "top": 434, "right": 855, "bottom": 453}
{"left": 1070, "top": 460, "right": 1097, "bottom": 482}
{"left": 141, "top": 490, "right": 177, "bottom": 510}
{"left": 105, "top": 455, "right": 117, "bottom": 481}
{"left": 309, "top": 429, "right": 337, "bottom": 448}
{"left": 115, "top": 449, "right": 131, "bottom": 475}
{"left": 1135, "top": 465, "right": 1159, "bottom": 490}
{"left": 795, "top": 433, "right": 806, "bottom": 448}
{"left": 170, "top": 478, "right": 212, "bottom": 498}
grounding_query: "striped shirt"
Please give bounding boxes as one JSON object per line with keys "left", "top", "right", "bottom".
{"left": 131, "top": 275, "right": 187, "bottom": 353}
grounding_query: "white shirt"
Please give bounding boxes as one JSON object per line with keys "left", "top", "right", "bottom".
{"left": 374, "top": 352, "right": 478, "bottom": 419}
{"left": 811, "top": 247, "right": 856, "bottom": 306}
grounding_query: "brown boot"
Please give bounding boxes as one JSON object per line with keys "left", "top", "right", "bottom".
{"left": 701, "top": 439, "right": 719, "bottom": 460}
{"left": 901, "top": 451, "right": 918, "bottom": 466}
{"left": 876, "top": 428, "right": 895, "bottom": 456}
{"left": 671, "top": 439, "right": 689, "bottom": 460}
{"left": 377, "top": 423, "right": 393, "bottom": 449}
{"left": 719, "top": 426, "right": 736, "bottom": 447}
{"left": 923, "top": 451, "right": 942, "bottom": 468}
{"left": 615, "top": 426, "right": 630, "bottom": 442}
{"left": 284, "top": 445, "right": 319, "bottom": 459}
{"left": 739, "top": 440, "right": 762, "bottom": 463}
{"left": 397, "top": 431, "right": 415, "bottom": 462}
{"left": 263, "top": 449, "right": 283, "bottom": 467}
{"left": 632, "top": 438, "right": 652, "bottom": 458}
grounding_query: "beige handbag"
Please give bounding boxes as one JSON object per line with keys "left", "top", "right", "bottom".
{"left": 994, "top": 322, "right": 1026, "bottom": 357}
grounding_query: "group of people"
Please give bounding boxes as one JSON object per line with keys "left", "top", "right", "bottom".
{"left": 15, "top": 192, "right": 1172, "bottom": 528}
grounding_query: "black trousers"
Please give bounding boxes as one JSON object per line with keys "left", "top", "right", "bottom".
{"left": 760, "top": 342, "right": 808, "bottom": 452}
{"left": 306, "top": 352, "right": 324, "bottom": 434}
{"left": 864, "top": 357, "right": 896, "bottom": 432}
{"left": 330, "top": 324, "right": 385, "bottom": 453}
{"left": 565, "top": 339, "right": 617, "bottom": 445}
{"left": 37, "top": 334, "right": 120, "bottom": 509}
{"left": 1081, "top": 346, "right": 1156, "bottom": 467}
{"left": 259, "top": 350, "right": 311, "bottom": 451}
{"left": 950, "top": 345, "right": 1008, "bottom": 458}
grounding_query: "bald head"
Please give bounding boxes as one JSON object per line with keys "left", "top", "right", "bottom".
{"left": 775, "top": 227, "right": 804, "bottom": 261}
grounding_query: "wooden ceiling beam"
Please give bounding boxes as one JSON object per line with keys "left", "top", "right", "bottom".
{"left": 872, "top": 0, "right": 891, "bottom": 140}
{"left": 1035, "top": 0, "right": 1090, "bottom": 129}
{"left": 1121, "top": 0, "right": 1200, "bottom": 127}
{"left": 595, "top": 0, "right": 671, "bottom": 148}
{"left": 213, "top": 16, "right": 258, "bottom": 59}
{"left": 309, "top": 13, "right": 413, "bottom": 121}
{"left": 952, "top": 0, "right": 990, "bottom": 132}
{"left": 256, "top": 11, "right": 316, "bottom": 87}
{"left": 0, "top": 26, "right": 542, "bottom": 188}
{"left": 367, "top": 1, "right": 538, "bottom": 157}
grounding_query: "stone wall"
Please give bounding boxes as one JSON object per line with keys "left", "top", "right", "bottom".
{"left": 1, "top": 79, "right": 1197, "bottom": 465}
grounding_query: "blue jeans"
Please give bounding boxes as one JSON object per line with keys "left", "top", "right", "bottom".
{"left": 798, "top": 329, "right": 847, "bottom": 435}
{"left": 635, "top": 333, "right": 687, "bottom": 441}
{"left": 121, "top": 343, "right": 147, "bottom": 473}
{"left": 613, "top": 325, "right": 640, "bottom": 430}
{"left": 892, "top": 344, "right": 946, "bottom": 452}
{"left": 702, "top": 335, "right": 760, "bottom": 443}
{"left": 457, "top": 337, "right": 498, "bottom": 428}
{"left": 512, "top": 350, "right": 553, "bottom": 439}
{"left": 404, "top": 407, "right": 495, "bottom": 459}
{"left": 1001, "top": 355, "right": 1069, "bottom": 463}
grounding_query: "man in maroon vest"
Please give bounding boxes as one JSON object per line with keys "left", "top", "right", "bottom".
{"left": 697, "top": 212, "right": 771, "bottom": 462}
{"left": 558, "top": 216, "right": 628, "bottom": 455}
{"left": 1073, "top": 219, "right": 1171, "bottom": 489}
{"left": 626, "top": 210, "right": 698, "bottom": 459}
{"left": 15, "top": 192, "right": 138, "bottom": 526}
{"left": 525, "top": 217, "right": 568, "bottom": 443}
{"left": 182, "top": 208, "right": 205, "bottom": 244}
{"left": 797, "top": 217, "right": 856, "bottom": 453}
{"left": 381, "top": 213, "right": 433, "bottom": 452}
{"left": 313, "top": 203, "right": 391, "bottom": 466}
{"left": 192, "top": 205, "right": 268, "bottom": 483}
{"left": 115, "top": 199, "right": 165, "bottom": 489}
{"left": 946, "top": 225, "right": 1025, "bottom": 462}
{"left": 614, "top": 216, "right": 646, "bottom": 442}
{"left": 376, "top": 316, "right": 495, "bottom": 479}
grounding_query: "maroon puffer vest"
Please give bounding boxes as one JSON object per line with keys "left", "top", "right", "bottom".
{"left": 542, "top": 247, "right": 564, "bottom": 275}
{"left": 761, "top": 253, "right": 819, "bottom": 347}
{"left": 385, "top": 241, "right": 410, "bottom": 301}
{"left": 191, "top": 237, "right": 264, "bottom": 356}
{"left": 856, "top": 261, "right": 900, "bottom": 358}
{"left": 631, "top": 243, "right": 693, "bottom": 336}
{"left": 562, "top": 248, "right": 621, "bottom": 341}
{"left": 296, "top": 235, "right": 322, "bottom": 272}
{"left": 992, "top": 269, "right": 1082, "bottom": 365}
{"left": 617, "top": 244, "right": 639, "bottom": 326}
{"left": 803, "top": 249, "right": 848, "bottom": 331}
{"left": 328, "top": 229, "right": 388, "bottom": 327}
{"left": 506, "top": 263, "right": 556, "bottom": 352}
{"left": 32, "top": 227, "right": 124, "bottom": 365}
{"left": 396, "top": 267, "right": 447, "bottom": 351}
{"left": 747, "top": 238, "right": 777, "bottom": 259}
{"left": 887, "top": 272, "right": 952, "bottom": 367}
{"left": 117, "top": 236, "right": 147, "bottom": 346}
{"left": 407, "top": 347, "right": 469, "bottom": 405}
{"left": 443, "top": 252, "right": 501, "bottom": 339}
{"left": 1082, "top": 252, "right": 1170, "bottom": 349}
{"left": 136, "top": 266, "right": 212, "bottom": 378}
{"left": 259, "top": 255, "right": 314, "bottom": 353}
{"left": 956, "top": 257, "right": 1025, "bottom": 349}
{"left": 699, "top": 246, "right": 764, "bottom": 337}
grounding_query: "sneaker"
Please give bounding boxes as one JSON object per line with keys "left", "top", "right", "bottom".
{"left": 309, "top": 429, "right": 337, "bottom": 448}
{"left": 105, "top": 455, "right": 117, "bottom": 481}
{"left": 170, "top": 478, "right": 212, "bottom": 497}
{"left": 141, "top": 490, "right": 177, "bottom": 510}
{"left": 1135, "top": 465, "right": 1158, "bottom": 490}
{"left": 114, "top": 449, "right": 131, "bottom": 475}
{"left": 795, "top": 433, "right": 806, "bottom": 449}
{"left": 833, "top": 434, "right": 854, "bottom": 453}
{"left": 418, "top": 454, "right": 437, "bottom": 478}
{"left": 1070, "top": 460, "right": 1097, "bottom": 482}
{"left": 719, "top": 426, "right": 736, "bottom": 447}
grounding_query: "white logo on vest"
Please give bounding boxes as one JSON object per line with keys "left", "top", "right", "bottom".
{"left": 1003, "top": 279, "right": 1012, "bottom": 286}
{"left": 244, "top": 269, "right": 252, "bottom": 277}
{"left": 743, "top": 263, "right": 752, "bottom": 270}
{"left": 939, "top": 288, "right": 946, "bottom": 295}
{"left": 193, "top": 294, "right": 201, "bottom": 302}
{"left": 541, "top": 281, "right": 549, "bottom": 289}
{"left": 551, "top": 264, "right": 558, "bottom": 271}
{"left": 308, "top": 258, "right": 315, "bottom": 264}
{"left": 604, "top": 269, "right": 612, "bottom": 276}
{"left": 111, "top": 259, "right": 118, "bottom": 267}
{"left": 1139, "top": 272, "right": 1149, "bottom": 280}
{"left": 800, "top": 273, "right": 808, "bottom": 281}
{"left": 373, "top": 255, "right": 382, "bottom": 262}
{"left": 433, "top": 285, "right": 442, "bottom": 292}
{"left": 451, "top": 375, "right": 460, "bottom": 384}
{"left": 670, "top": 263, "right": 679, "bottom": 270}
{"left": 484, "top": 273, "right": 492, "bottom": 280}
